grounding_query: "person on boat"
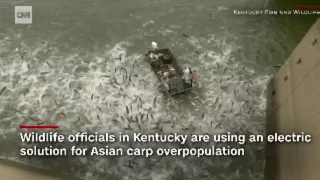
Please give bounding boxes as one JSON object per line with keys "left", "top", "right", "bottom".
{"left": 191, "top": 70, "right": 195, "bottom": 86}
{"left": 163, "top": 72, "right": 169, "bottom": 80}
{"left": 149, "top": 42, "right": 159, "bottom": 61}
{"left": 163, "top": 72, "right": 169, "bottom": 90}
{"left": 151, "top": 42, "right": 158, "bottom": 51}
{"left": 183, "top": 67, "right": 191, "bottom": 84}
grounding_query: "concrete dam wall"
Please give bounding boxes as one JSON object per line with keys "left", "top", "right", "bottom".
{"left": 265, "top": 18, "right": 320, "bottom": 180}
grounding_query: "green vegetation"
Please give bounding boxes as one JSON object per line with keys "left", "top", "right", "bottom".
{"left": 272, "top": 0, "right": 318, "bottom": 43}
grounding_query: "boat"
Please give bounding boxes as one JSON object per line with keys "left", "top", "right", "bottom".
{"left": 145, "top": 46, "right": 194, "bottom": 95}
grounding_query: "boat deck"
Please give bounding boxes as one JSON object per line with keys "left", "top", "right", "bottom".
{"left": 146, "top": 48, "right": 193, "bottom": 95}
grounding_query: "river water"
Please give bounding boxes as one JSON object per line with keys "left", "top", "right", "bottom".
{"left": 0, "top": 0, "right": 317, "bottom": 180}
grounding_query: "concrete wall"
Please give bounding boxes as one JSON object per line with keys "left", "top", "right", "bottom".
{"left": 265, "top": 19, "right": 320, "bottom": 180}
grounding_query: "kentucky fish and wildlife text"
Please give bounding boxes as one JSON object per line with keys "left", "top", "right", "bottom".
{"left": 233, "top": 10, "right": 320, "bottom": 15}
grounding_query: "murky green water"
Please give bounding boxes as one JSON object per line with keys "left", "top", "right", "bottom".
{"left": 0, "top": 0, "right": 317, "bottom": 179}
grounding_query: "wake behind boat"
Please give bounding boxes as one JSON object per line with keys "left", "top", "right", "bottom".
{"left": 145, "top": 42, "right": 195, "bottom": 95}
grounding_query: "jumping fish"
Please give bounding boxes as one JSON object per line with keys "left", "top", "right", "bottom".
{"left": 97, "top": 115, "right": 102, "bottom": 123}
{"left": 61, "top": 112, "right": 67, "bottom": 117}
{"left": 46, "top": 61, "right": 52, "bottom": 68}
{"left": 215, "top": 123, "right": 221, "bottom": 129}
{"left": 28, "top": 116, "right": 37, "bottom": 122}
{"left": 153, "top": 97, "right": 157, "bottom": 107}
{"left": 214, "top": 97, "right": 219, "bottom": 105}
{"left": 246, "top": 89, "right": 250, "bottom": 95}
{"left": 182, "top": 33, "right": 189, "bottom": 38}
{"left": 129, "top": 74, "right": 132, "bottom": 82}
{"left": 126, "top": 106, "right": 129, "bottom": 114}
{"left": 0, "top": 87, "right": 6, "bottom": 95}
{"left": 54, "top": 99, "right": 59, "bottom": 106}
{"left": 74, "top": 90, "right": 80, "bottom": 95}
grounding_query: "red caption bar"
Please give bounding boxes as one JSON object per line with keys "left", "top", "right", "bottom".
{"left": 20, "top": 125, "right": 60, "bottom": 129}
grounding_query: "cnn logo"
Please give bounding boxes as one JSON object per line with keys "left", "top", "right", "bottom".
{"left": 15, "top": 6, "right": 32, "bottom": 24}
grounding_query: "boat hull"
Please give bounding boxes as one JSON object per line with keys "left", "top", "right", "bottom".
{"left": 146, "top": 48, "right": 193, "bottom": 95}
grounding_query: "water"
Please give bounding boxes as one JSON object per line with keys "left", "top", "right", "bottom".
{"left": 0, "top": 0, "right": 315, "bottom": 179}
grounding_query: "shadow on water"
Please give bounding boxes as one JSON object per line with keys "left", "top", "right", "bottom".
{"left": 264, "top": 76, "right": 279, "bottom": 180}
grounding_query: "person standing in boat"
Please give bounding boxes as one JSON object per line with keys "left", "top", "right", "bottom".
{"left": 151, "top": 41, "right": 158, "bottom": 51}
{"left": 183, "top": 67, "right": 191, "bottom": 85}
{"left": 149, "top": 42, "right": 159, "bottom": 62}
{"left": 163, "top": 72, "right": 169, "bottom": 90}
{"left": 191, "top": 70, "right": 195, "bottom": 86}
